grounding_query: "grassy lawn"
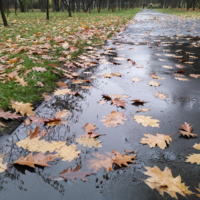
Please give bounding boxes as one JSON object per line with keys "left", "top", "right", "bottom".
{"left": 0, "top": 8, "right": 141, "bottom": 113}
{"left": 156, "top": 8, "right": 200, "bottom": 19}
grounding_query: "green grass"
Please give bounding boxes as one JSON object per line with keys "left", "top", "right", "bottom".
{"left": 0, "top": 8, "right": 141, "bottom": 113}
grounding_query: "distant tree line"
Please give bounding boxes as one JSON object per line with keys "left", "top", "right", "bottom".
{"left": 1, "top": 0, "right": 200, "bottom": 26}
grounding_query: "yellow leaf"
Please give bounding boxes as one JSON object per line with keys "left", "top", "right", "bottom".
{"left": 11, "top": 101, "right": 34, "bottom": 117}
{"left": 133, "top": 115, "right": 160, "bottom": 128}
{"left": 76, "top": 138, "right": 102, "bottom": 148}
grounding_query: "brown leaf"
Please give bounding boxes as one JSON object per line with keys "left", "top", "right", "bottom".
{"left": 15, "top": 76, "right": 28, "bottom": 86}
{"left": 8, "top": 71, "right": 18, "bottom": 79}
{"left": 55, "top": 110, "right": 70, "bottom": 119}
{"left": 11, "top": 100, "right": 35, "bottom": 117}
{"left": 72, "top": 79, "right": 84, "bottom": 84}
{"left": 144, "top": 166, "right": 193, "bottom": 199}
{"left": 102, "top": 94, "right": 112, "bottom": 100}
{"left": 32, "top": 67, "right": 47, "bottom": 72}
{"left": 111, "top": 72, "right": 122, "bottom": 77}
{"left": 29, "top": 116, "right": 47, "bottom": 124}
{"left": 136, "top": 108, "right": 150, "bottom": 113}
{"left": 49, "top": 63, "right": 58, "bottom": 68}
{"left": 112, "top": 150, "right": 136, "bottom": 167}
{"left": 133, "top": 115, "right": 160, "bottom": 128}
{"left": 127, "top": 59, "right": 136, "bottom": 65}
{"left": 0, "top": 122, "right": 5, "bottom": 127}
{"left": 111, "top": 98, "right": 126, "bottom": 107}
{"left": 132, "top": 99, "right": 148, "bottom": 105}
{"left": 0, "top": 108, "right": 22, "bottom": 120}
{"left": 56, "top": 81, "right": 67, "bottom": 88}
{"left": 110, "top": 94, "right": 128, "bottom": 98}
{"left": 53, "top": 88, "right": 72, "bottom": 96}
{"left": 101, "top": 111, "right": 127, "bottom": 127}
{"left": 140, "top": 133, "right": 172, "bottom": 149}
{"left": 60, "top": 165, "right": 94, "bottom": 182}
{"left": 176, "top": 69, "right": 185, "bottom": 73}
{"left": 155, "top": 92, "right": 167, "bottom": 100}
{"left": 180, "top": 122, "right": 196, "bottom": 137}
{"left": 98, "top": 99, "right": 107, "bottom": 105}
{"left": 37, "top": 81, "right": 44, "bottom": 87}
{"left": 189, "top": 74, "right": 200, "bottom": 78}
{"left": 13, "top": 152, "right": 57, "bottom": 168}
{"left": 24, "top": 118, "right": 31, "bottom": 126}
{"left": 42, "top": 93, "right": 52, "bottom": 101}
{"left": 150, "top": 73, "right": 165, "bottom": 79}
{"left": 45, "top": 118, "right": 61, "bottom": 126}
{"left": 83, "top": 123, "right": 97, "bottom": 133}
{"left": 76, "top": 138, "right": 102, "bottom": 148}
{"left": 175, "top": 64, "right": 184, "bottom": 68}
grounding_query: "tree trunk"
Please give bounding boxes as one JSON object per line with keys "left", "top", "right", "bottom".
{"left": 0, "top": 0, "right": 8, "bottom": 26}
{"left": 15, "top": 0, "right": 17, "bottom": 15}
{"left": 19, "top": 0, "right": 25, "bottom": 12}
{"left": 46, "top": 0, "right": 49, "bottom": 20}
{"left": 68, "top": 0, "right": 72, "bottom": 17}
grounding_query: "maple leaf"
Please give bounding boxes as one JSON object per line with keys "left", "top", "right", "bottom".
{"left": 180, "top": 122, "right": 196, "bottom": 137}
{"left": 15, "top": 76, "right": 28, "bottom": 86}
{"left": 55, "top": 144, "right": 81, "bottom": 161}
{"left": 148, "top": 81, "right": 161, "bottom": 87}
{"left": 155, "top": 92, "right": 167, "bottom": 100}
{"left": 76, "top": 138, "right": 102, "bottom": 148}
{"left": 111, "top": 98, "right": 126, "bottom": 107}
{"left": 29, "top": 115, "right": 47, "bottom": 124}
{"left": 133, "top": 115, "right": 160, "bottom": 128}
{"left": 53, "top": 88, "right": 72, "bottom": 96}
{"left": 56, "top": 81, "right": 67, "bottom": 88}
{"left": 101, "top": 111, "right": 127, "bottom": 127}
{"left": 60, "top": 165, "right": 94, "bottom": 182}
{"left": 0, "top": 154, "right": 7, "bottom": 173}
{"left": 186, "top": 154, "right": 200, "bottom": 165}
{"left": 112, "top": 150, "right": 136, "bottom": 167}
{"left": 0, "top": 108, "right": 21, "bottom": 120}
{"left": 83, "top": 123, "right": 97, "bottom": 133}
{"left": 144, "top": 166, "right": 193, "bottom": 199}
{"left": 32, "top": 67, "right": 47, "bottom": 72}
{"left": 13, "top": 152, "right": 57, "bottom": 168}
{"left": 55, "top": 110, "right": 70, "bottom": 119}
{"left": 136, "top": 108, "right": 150, "bottom": 113}
{"left": 87, "top": 152, "right": 113, "bottom": 171}
{"left": 140, "top": 133, "right": 172, "bottom": 149}
{"left": 193, "top": 143, "right": 200, "bottom": 150}
{"left": 11, "top": 100, "right": 35, "bottom": 117}
{"left": 132, "top": 77, "right": 142, "bottom": 82}
{"left": 42, "top": 93, "right": 52, "bottom": 101}
{"left": 16, "top": 136, "right": 66, "bottom": 153}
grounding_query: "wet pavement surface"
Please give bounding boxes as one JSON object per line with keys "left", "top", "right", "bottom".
{"left": 1, "top": 9, "right": 200, "bottom": 200}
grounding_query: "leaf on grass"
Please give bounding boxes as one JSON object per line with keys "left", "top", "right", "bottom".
{"left": 32, "top": 67, "right": 47, "bottom": 72}
{"left": 11, "top": 100, "right": 34, "bottom": 117}
{"left": 15, "top": 76, "right": 28, "bottom": 86}
{"left": 0, "top": 108, "right": 21, "bottom": 120}
{"left": 0, "top": 122, "right": 5, "bottom": 127}
{"left": 101, "top": 111, "right": 127, "bottom": 127}
{"left": 83, "top": 123, "right": 97, "bottom": 133}
{"left": 55, "top": 110, "right": 70, "bottom": 119}
{"left": 155, "top": 92, "right": 167, "bottom": 100}
{"left": 134, "top": 115, "right": 160, "bottom": 127}
{"left": 55, "top": 144, "right": 81, "bottom": 161}
{"left": 87, "top": 152, "right": 113, "bottom": 171}
{"left": 112, "top": 150, "right": 136, "bottom": 167}
{"left": 60, "top": 165, "right": 94, "bottom": 182}
{"left": 148, "top": 81, "right": 161, "bottom": 87}
{"left": 140, "top": 133, "right": 172, "bottom": 149}
{"left": 132, "top": 78, "right": 142, "bottom": 82}
{"left": 76, "top": 138, "right": 102, "bottom": 148}
{"left": 144, "top": 166, "right": 193, "bottom": 199}
{"left": 136, "top": 108, "right": 150, "bottom": 113}
{"left": 13, "top": 152, "right": 57, "bottom": 168}
{"left": 186, "top": 154, "right": 200, "bottom": 165}
{"left": 53, "top": 88, "right": 72, "bottom": 96}
{"left": 175, "top": 77, "right": 189, "bottom": 81}
{"left": 111, "top": 98, "right": 126, "bottom": 107}
{"left": 37, "top": 81, "right": 44, "bottom": 87}
{"left": 180, "top": 122, "right": 196, "bottom": 137}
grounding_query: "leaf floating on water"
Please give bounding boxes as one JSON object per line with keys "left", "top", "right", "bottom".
{"left": 180, "top": 122, "right": 196, "bottom": 137}
{"left": 136, "top": 108, "right": 150, "bottom": 113}
{"left": 76, "top": 138, "right": 102, "bottom": 148}
{"left": 175, "top": 77, "right": 189, "bottom": 81}
{"left": 55, "top": 110, "right": 70, "bottom": 119}
{"left": 155, "top": 92, "right": 167, "bottom": 100}
{"left": 132, "top": 77, "right": 142, "bottom": 82}
{"left": 53, "top": 89, "right": 72, "bottom": 96}
{"left": 162, "top": 65, "right": 173, "bottom": 69}
{"left": 110, "top": 94, "right": 128, "bottom": 98}
{"left": 0, "top": 154, "right": 7, "bottom": 173}
{"left": 83, "top": 123, "right": 97, "bottom": 133}
{"left": 111, "top": 98, "right": 126, "bottom": 107}
{"left": 134, "top": 115, "right": 160, "bottom": 128}
{"left": 186, "top": 154, "right": 200, "bottom": 165}
{"left": 148, "top": 81, "right": 161, "bottom": 87}
{"left": 144, "top": 166, "right": 193, "bottom": 199}
{"left": 140, "top": 133, "right": 172, "bottom": 149}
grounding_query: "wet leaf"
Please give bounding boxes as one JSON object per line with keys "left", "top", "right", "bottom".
{"left": 101, "top": 111, "right": 127, "bottom": 127}
{"left": 127, "top": 59, "right": 136, "bottom": 65}
{"left": 72, "top": 79, "right": 84, "bottom": 84}
{"left": 136, "top": 108, "right": 150, "bottom": 113}
{"left": 0, "top": 122, "right": 5, "bottom": 127}
{"left": 29, "top": 116, "right": 47, "bottom": 124}
{"left": 53, "top": 88, "right": 72, "bottom": 96}
{"left": 13, "top": 152, "right": 57, "bottom": 168}
{"left": 180, "top": 122, "right": 196, "bottom": 137}
{"left": 102, "top": 73, "right": 112, "bottom": 78}
{"left": 55, "top": 110, "right": 70, "bottom": 119}
{"left": 111, "top": 72, "right": 122, "bottom": 77}
{"left": 111, "top": 98, "right": 126, "bottom": 107}
{"left": 132, "top": 99, "right": 148, "bottom": 105}
{"left": 112, "top": 150, "right": 136, "bottom": 167}
{"left": 195, "top": 184, "right": 200, "bottom": 197}
{"left": 132, "top": 77, "right": 142, "bottom": 82}
{"left": 60, "top": 165, "right": 94, "bottom": 182}
{"left": 175, "top": 77, "right": 189, "bottom": 81}
{"left": 83, "top": 123, "right": 97, "bottom": 133}
{"left": 81, "top": 86, "right": 93, "bottom": 89}
{"left": 11, "top": 100, "right": 34, "bottom": 117}
{"left": 56, "top": 81, "right": 67, "bottom": 88}
{"left": 140, "top": 133, "right": 172, "bottom": 149}
{"left": 98, "top": 99, "right": 106, "bottom": 105}
{"left": 150, "top": 73, "right": 165, "bottom": 79}
{"left": 175, "top": 64, "right": 184, "bottom": 68}
{"left": 80, "top": 132, "right": 102, "bottom": 138}
{"left": 0, "top": 108, "right": 21, "bottom": 120}
{"left": 148, "top": 81, "right": 161, "bottom": 87}
{"left": 76, "top": 138, "right": 102, "bottom": 148}
{"left": 162, "top": 65, "right": 173, "bottom": 69}
{"left": 0, "top": 154, "right": 7, "bottom": 173}
{"left": 133, "top": 115, "right": 160, "bottom": 128}
{"left": 42, "top": 93, "right": 52, "bottom": 101}
{"left": 189, "top": 74, "right": 200, "bottom": 78}
{"left": 186, "top": 154, "right": 200, "bottom": 165}
{"left": 102, "top": 94, "right": 112, "bottom": 100}
{"left": 24, "top": 118, "right": 31, "bottom": 126}
{"left": 155, "top": 92, "right": 167, "bottom": 100}
{"left": 114, "top": 57, "right": 125, "bottom": 60}
{"left": 45, "top": 118, "right": 61, "bottom": 126}
{"left": 32, "top": 67, "right": 47, "bottom": 72}
{"left": 110, "top": 94, "right": 128, "bottom": 98}
{"left": 144, "top": 166, "right": 193, "bottom": 199}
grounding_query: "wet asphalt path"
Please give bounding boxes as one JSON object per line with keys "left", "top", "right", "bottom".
{"left": 1, "top": 9, "right": 200, "bottom": 200}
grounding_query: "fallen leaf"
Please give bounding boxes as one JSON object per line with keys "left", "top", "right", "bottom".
{"left": 60, "top": 165, "right": 94, "bottom": 182}
{"left": 11, "top": 100, "right": 34, "bottom": 117}
{"left": 132, "top": 78, "right": 142, "bottom": 82}
{"left": 32, "top": 67, "right": 47, "bottom": 72}
{"left": 56, "top": 82, "right": 67, "bottom": 88}
{"left": 133, "top": 115, "right": 160, "bottom": 127}
{"left": 80, "top": 132, "right": 102, "bottom": 138}
{"left": 155, "top": 92, "right": 167, "bottom": 100}
{"left": 175, "top": 77, "right": 189, "bottom": 81}
{"left": 140, "top": 133, "right": 172, "bottom": 149}
{"left": 24, "top": 118, "right": 31, "bottom": 126}
{"left": 81, "top": 86, "right": 93, "bottom": 89}
{"left": 0, "top": 108, "right": 21, "bottom": 120}
{"left": 127, "top": 59, "right": 136, "bottom": 65}
{"left": 162, "top": 65, "right": 173, "bottom": 69}
{"left": 13, "top": 152, "right": 57, "bottom": 168}
{"left": 29, "top": 116, "right": 47, "bottom": 124}
{"left": 102, "top": 94, "right": 112, "bottom": 100}
{"left": 110, "top": 94, "right": 128, "bottom": 98}
{"left": 72, "top": 79, "right": 84, "bottom": 84}
{"left": 112, "top": 150, "right": 136, "bottom": 167}
{"left": 175, "top": 64, "right": 184, "bottom": 68}
{"left": 180, "top": 122, "right": 196, "bottom": 137}
{"left": 102, "top": 73, "right": 112, "bottom": 78}
{"left": 55, "top": 110, "right": 70, "bottom": 119}
{"left": 144, "top": 166, "right": 193, "bottom": 199}
{"left": 53, "top": 88, "right": 72, "bottom": 96}
{"left": 76, "top": 138, "right": 102, "bottom": 148}
{"left": 42, "top": 93, "right": 52, "bottom": 101}
{"left": 111, "top": 98, "right": 126, "bottom": 107}
{"left": 0, "top": 122, "right": 5, "bottom": 127}
{"left": 37, "top": 81, "right": 44, "bottom": 87}
{"left": 148, "top": 81, "right": 161, "bottom": 87}
{"left": 189, "top": 74, "right": 200, "bottom": 78}
{"left": 150, "top": 73, "right": 165, "bottom": 79}
{"left": 101, "top": 111, "right": 127, "bottom": 127}
{"left": 15, "top": 76, "right": 28, "bottom": 86}
{"left": 83, "top": 123, "right": 97, "bottom": 133}
{"left": 132, "top": 99, "right": 148, "bottom": 105}
{"left": 114, "top": 57, "right": 125, "bottom": 60}
{"left": 0, "top": 154, "right": 7, "bottom": 173}
{"left": 186, "top": 154, "right": 200, "bottom": 165}
{"left": 111, "top": 72, "right": 122, "bottom": 77}
{"left": 98, "top": 99, "right": 106, "bottom": 105}
{"left": 45, "top": 118, "right": 61, "bottom": 126}
{"left": 136, "top": 108, "right": 150, "bottom": 113}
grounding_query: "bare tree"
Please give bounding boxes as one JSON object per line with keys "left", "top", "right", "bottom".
{"left": 0, "top": 0, "right": 8, "bottom": 26}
